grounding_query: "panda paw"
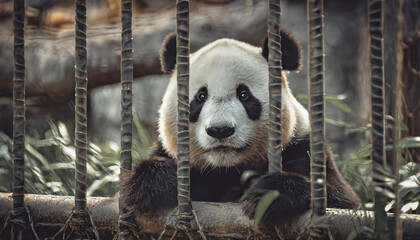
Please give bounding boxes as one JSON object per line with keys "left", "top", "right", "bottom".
{"left": 121, "top": 156, "right": 178, "bottom": 213}
{"left": 240, "top": 172, "right": 311, "bottom": 225}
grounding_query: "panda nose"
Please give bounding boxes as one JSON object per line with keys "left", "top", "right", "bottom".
{"left": 206, "top": 126, "right": 235, "bottom": 139}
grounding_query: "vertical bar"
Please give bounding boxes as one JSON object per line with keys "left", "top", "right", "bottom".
{"left": 176, "top": 0, "right": 191, "bottom": 215}
{"left": 74, "top": 0, "right": 88, "bottom": 214}
{"left": 12, "top": 0, "right": 25, "bottom": 239}
{"left": 119, "top": 0, "right": 133, "bottom": 238}
{"left": 368, "top": 0, "right": 387, "bottom": 236}
{"left": 391, "top": 0, "right": 404, "bottom": 239}
{"left": 267, "top": 0, "right": 283, "bottom": 173}
{"left": 307, "top": 0, "right": 327, "bottom": 218}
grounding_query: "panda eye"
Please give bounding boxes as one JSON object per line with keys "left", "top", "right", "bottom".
{"left": 239, "top": 90, "right": 249, "bottom": 101}
{"left": 196, "top": 91, "right": 207, "bottom": 102}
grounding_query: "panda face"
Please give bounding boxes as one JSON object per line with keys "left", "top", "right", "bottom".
{"left": 158, "top": 34, "right": 308, "bottom": 170}
{"left": 187, "top": 41, "right": 269, "bottom": 167}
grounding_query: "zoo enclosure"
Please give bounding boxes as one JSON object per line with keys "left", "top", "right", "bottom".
{"left": 0, "top": 0, "right": 419, "bottom": 239}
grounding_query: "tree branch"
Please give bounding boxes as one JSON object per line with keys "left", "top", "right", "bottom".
{"left": 0, "top": 193, "right": 419, "bottom": 239}
{"left": 0, "top": 0, "right": 268, "bottom": 100}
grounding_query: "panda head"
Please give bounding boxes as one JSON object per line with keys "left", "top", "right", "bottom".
{"left": 158, "top": 31, "right": 307, "bottom": 170}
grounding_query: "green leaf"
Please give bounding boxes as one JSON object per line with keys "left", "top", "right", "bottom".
{"left": 254, "top": 190, "right": 280, "bottom": 228}
{"left": 87, "top": 172, "right": 119, "bottom": 196}
{"left": 297, "top": 94, "right": 352, "bottom": 113}
{"left": 399, "top": 137, "right": 420, "bottom": 149}
{"left": 325, "top": 118, "right": 353, "bottom": 128}
{"left": 325, "top": 95, "right": 352, "bottom": 113}
{"left": 43, "top": 162, "right": 74, "bottom": 171}
{"left": 296, "top": 94, "right": 308, "bottom": 105}
{"left": 346, "top": 230, "right": 358, "bottom": 240}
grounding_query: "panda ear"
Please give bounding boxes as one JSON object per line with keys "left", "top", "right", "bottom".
{"left": 160, "top": 33, "right": 177, "bottom": 73}
{"left": 262, "top": 30, "right": 302, "bottom": 71}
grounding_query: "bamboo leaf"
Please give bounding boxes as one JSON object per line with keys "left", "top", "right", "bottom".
{"left": 399, "top": 137, "right": 420, "bottom": 149}
{"left": 87, "top": 172, "right": 119, "bottom": 196}
{"left": 254, "top": 190, "right": 280, "bottom": 228}
{"left": 401, "top": 202, "right": 419, "bottom": 213}
{"left": 325, "top": 95, "right": 352, "bottom": 113}
{"left": 297, "top": 94, "right": 352, "bottom": 113}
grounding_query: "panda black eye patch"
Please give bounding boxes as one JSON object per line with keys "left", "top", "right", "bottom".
{"left": 236, "top": 84, "right": 262, "bottom": 121}
{"left": 190, "top": 87, "right": 207, "bottom": 123}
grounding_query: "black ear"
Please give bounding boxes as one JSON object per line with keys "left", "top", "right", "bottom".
{"left": 262, "top": 30, "right": 301, "bottom": 71}
{"left": 160, "top": 33, "right": 177, "bottom": 73}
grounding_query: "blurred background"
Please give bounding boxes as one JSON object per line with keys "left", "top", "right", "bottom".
{"left": 0, "top": 0, "right": 419, "bottom": 213}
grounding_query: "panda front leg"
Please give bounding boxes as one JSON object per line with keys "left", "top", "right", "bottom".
{"left": 121, "top": 156, "right": 178, "bottom": 213}
{"left": 240, "top": 172, "right": 311, "bottom": 224}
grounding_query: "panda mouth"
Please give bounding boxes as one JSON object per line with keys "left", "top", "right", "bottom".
{"left": 211, "top": 143, "right": 250, "bottom": 153}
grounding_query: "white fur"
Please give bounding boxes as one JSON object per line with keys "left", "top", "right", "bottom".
{"left": 158, "top": 38, "right": 309, "bottom": 169}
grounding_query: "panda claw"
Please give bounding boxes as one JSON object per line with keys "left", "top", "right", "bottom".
{"left": 240, "top": 172, "right": 311, "bottom": 225}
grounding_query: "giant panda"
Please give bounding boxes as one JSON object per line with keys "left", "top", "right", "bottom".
{"left": 122, "top": 31, "right": 360, "bottom": 224}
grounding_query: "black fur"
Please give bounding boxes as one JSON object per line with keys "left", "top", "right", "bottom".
{"left": 161, "top": 31, "right": 301, "bottom": 73}
{"left": 152, "top": 142, "right": 172, "bottom": 159}
{"left": 236, "top": 84, "right": 262, "bottom": 121}
{"left": 262, "top": 30, "right": 302, "bottom": 71}
{"left": 240, "top": 172, "right": 311, "bottom": 224}
{"left": 189, "top": 87, "right": 207, "bottom": 122}
{"left": 160, "top": 33, "right": 177, "bottom": 73}
{"left": 123, "top": 34, "right": 359, "bottom": 223}
{"left": 282, "top": 137, "right": 311, "bottom": 175}
{"left": 191, "top": 166, "right": 243, "bottom": 202}
{"left": 122, "top": 156, "right": 178, "bottom": 213}
{"left": 123, "top": 136, "right": 360, "bottom": 220}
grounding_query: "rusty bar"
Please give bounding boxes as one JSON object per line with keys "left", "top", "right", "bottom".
{"left": 1, "top": 193, "right": 420, "bottom": 239}
{"left": 307, "top": 0, "right": 327, "bottom": 219}
{"left": 119, "top": 0, "right": 134, "bottom": 239}
{"left": 368, "top": 0, "right": 387, "bottom": 236}
{"left": 74, "top": 0, "right": 88, "bottom": 214}
{"left": 11, "top": 0, "right": 25, "bottom": 239}
{"left": 176, "top": 0, "right": 191, "bottom": 215}
{"left": 267, "top": 0, "right": 283, "bottom": 173}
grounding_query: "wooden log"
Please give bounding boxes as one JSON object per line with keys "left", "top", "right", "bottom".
{"left": 0, "top": 0, "right": 268, "bottom": 99}
{"left": 0, "top": 193, "right": 419, "bottom": 239}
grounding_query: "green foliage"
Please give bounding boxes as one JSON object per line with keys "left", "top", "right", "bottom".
{"left": 399, "top": 137, "right": 420, "bottom": 149}
{"left": 254, "top": 94, "right": 420, "bottom": 237}
{"left": 297, "top": 94, "right": 352, "bottom": 114}
{"left": 0, "top": 113, "right": 151, "bottom": 197}
{"left": 298, "top": 93, "right": 420, "bottom": 214}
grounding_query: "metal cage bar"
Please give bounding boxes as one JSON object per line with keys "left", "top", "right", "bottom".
{"left": 176, "top": 0, "right": 192, "bottom": 216}
{"left": 368, "top": 0, "right": 387, "bottom": 236}
{"left": 307, "top": 0, "right": 327, "bottom": 218}
{"left": 74, "top": 0, "right": 89, "bottom": 214}
{"left": 267, "top": 0, "right": 283, "bottom": 173}
{"left": 118, "top": 0, "right": 135, "bottom": 239}
{"left": 12, "top": 0, "right": 26, "bottom": 239}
